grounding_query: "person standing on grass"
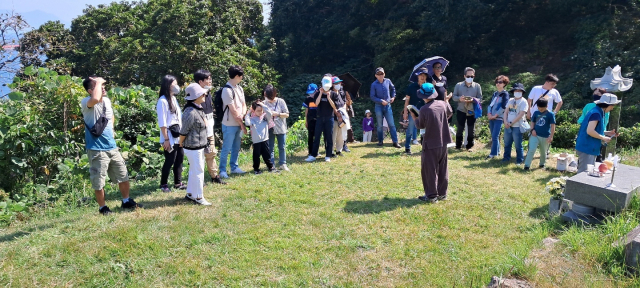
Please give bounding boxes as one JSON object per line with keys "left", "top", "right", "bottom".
{"left": 575, "top": 93, "right": 620, "bottom": 173}
{"left": 245, "top": 101, "right": 280, "bottom": 174}
{"left": 179, "top": 84, "right": 212, "bottom": 206}
{"left": 156, "top": 75, "right": 186, "bottom": 193}
{"left": 403, "top": 68, "right": 429, "bottom": 155}
{"left": 370, "top": 67, "right": 401, "bottom": 148}
{"left": 306, "top": 75, "right": 339, "bottom": 162}
{"left": 452, "top": 67, "right": 482, "bottom": 151}
{"left": 194, "top": 69, "right": 226, "bottom": 185}
{"left": 486, "top": 75, "right": 510, "bottom": 160}
{"left": 332, "top": 76, "right": 350, "bottom": 157}
{"left": 263, "top": 84, "right": 290, "bottom": 171}
{"left": 81, "top": 76, "right": 143, "bottom": 215}
{"left": 410, "top": 83, "right": 453, "bottom": 203}
{"left": 527, "top": 74, "right": 563, "bottom": 120}
{"left": 502, "top": 83, "right": 529, "bottom": 165}
{"left": 578, "top": 88, "right": 610, "bottom": 162}
{"left": 218, "top": 65, "right": 247, "bottom": 178}
{"left": 362, "top": 109, "right": 374, "bottom": 142}
{"left": 524, "top": 98, "right": 556, "bottom": 170}
{"left": 303, "top": 83, "right": 318, "bottom": 157}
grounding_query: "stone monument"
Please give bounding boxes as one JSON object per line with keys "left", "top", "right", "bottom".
{"left": 562, "top": 65, "right": 635, "bottom": 224}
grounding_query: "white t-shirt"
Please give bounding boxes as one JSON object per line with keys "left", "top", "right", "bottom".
{"left": 506, "top": 98, "right": 529, "bottom": 127}
{"left": 528, "top": 86, "right": 562, "bottom": 114}
{"left": 221, "top": 82, "right": 245, "bottom": 127}
{"left": 156, "top": 95, "right": 182, "bottom": 146}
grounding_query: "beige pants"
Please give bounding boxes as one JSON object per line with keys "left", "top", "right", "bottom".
{"left": 87, "top": 149, "right": 129, "bottom": 190}
{"left": 205, "top": 136, "right": 218, "bottom": 178}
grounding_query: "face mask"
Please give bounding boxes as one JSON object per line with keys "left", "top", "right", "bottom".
{"left": 514, "top": 92, "right": 523, "bottom": 98}
{"left": 171, "top": 84, "right": 181, "bottom": 95}
{"left": 465, "top": 77, "right": 474, "bottom": 84}
{"left": 334, "top": 84, "right": 341, "bottom": 90}
{"left": 204, "top": 85, "right": 212, "bottom": 90}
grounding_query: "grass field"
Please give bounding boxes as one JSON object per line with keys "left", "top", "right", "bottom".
{"left": 0, "top": 141, "right": 637, "bottom": 287}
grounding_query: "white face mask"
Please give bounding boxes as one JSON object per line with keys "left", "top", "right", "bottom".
{"left": 514, "top": 92, "right": 523, "bottom": 98}
{"left": 204, "top": 85, "right": 212, "bottom": 90}
{"left": 334, "top": 84, "right": 341, "bottom": 90}
{"left": 171, "top": 84, "right": 181, "bottom": 95}
{"left": 465, "top": 77, "right": 474, "bottom": 84}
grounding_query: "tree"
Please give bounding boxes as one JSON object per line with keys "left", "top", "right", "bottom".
{"left": 19, "top": 21, "right": 76, "bottom": 75}
{"left": 0, "top": 11, "right": 29, "bottom": 91}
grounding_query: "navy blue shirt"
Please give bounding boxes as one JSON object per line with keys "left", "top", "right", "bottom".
{"left": 532, "top": 110, "right": 556, "bottom": 138}
{"left": 370, "top": 78, "right": 396, "bottom": 104}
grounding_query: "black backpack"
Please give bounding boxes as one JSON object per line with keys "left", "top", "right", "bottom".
{"left": 214, "top": 84, "right": 234, "bottom": 124}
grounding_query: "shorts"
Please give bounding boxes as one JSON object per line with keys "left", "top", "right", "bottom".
{"left": 87, "top": 149, "right": 129, "bottom": 190}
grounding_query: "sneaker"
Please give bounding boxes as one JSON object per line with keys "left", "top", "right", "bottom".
{"left": 173, "top": 183, "right": 187, "bottom": 190}
{"left": 393, "top": 143, "right": 401, "bottom": 148}
{"left": 269, "top": 168, "right": 280, "bottom": 173}
{"left": 516, "top": 163, "right": 523, "bottom": 167}
{"left": 212, "top": 176, "right": 227, "bottom": 185}
{"left": 524, "top": 166, "right": 530, "bottom": 171}
{"left": 121, "top": 198, "right": 143, "bottom": 209}
{"left": 405, "top": 148, "right": 412, "bottom": 155}
{"left": 330, "top": 153, "right": 337, "bottom": 158}
{"left": 437, "top": 195, "right": 448, "bottom": 201}
{"left": 467, "top": 148, "right": 474, "bottom": 152}
{"left": 194, "top": 198, "right": 212, "bottom": 206}
{"left": 485, "top": 155, "right": 494, "bottom": 160}
{"left": 539, "top": 165, "right": 546, "bottom": 170}
{"left": 99, "top": 206, "right": 113, "bottom": 215}
{"left": 343, "top": 145, "right": 351, "bottom": 153}
{"left": 336, "top": 152, "right": 343, "bottom": 157}
{"left": 412, "top": 140, "right": 420, "bottom": 145}
{"left": 254, "top": 170, "right": 263, "bottom": 175}
{"left": 305, "top": 156, "right": 316, "bottom": 162}
{"left": 219, "top": 171, "right": 229, "bottom": 179}
{"left": 325, "top": 157, "right": 331, "bottom": 162}
{"left": 230, "top": 167, "right": 245, "bottom": 174}
{"left": 377, "top": 142, "right": 383, "bottom": 146}
{"left": 279, "top": 164, "right": 290, "bottom": 171}
{"left": 418, "top": 195, "right": 438, "bottom": 203}
{"left": 185, "top": 194, "right": 196, "bottom": 203}
{"left": 160, "top": 184, "right": 171, "bottom": 193}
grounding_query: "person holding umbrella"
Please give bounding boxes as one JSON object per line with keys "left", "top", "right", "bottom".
{"left": 410, "top": 83, "right": 453, "bottom": 203}
{"left": 403, "top": 67, "right": 429, "bottom": 154}
{"left": 370, "top": 67, "right": 401, "bottom": 148}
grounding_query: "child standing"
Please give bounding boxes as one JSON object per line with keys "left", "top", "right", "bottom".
{"left": 244, "top": 101, "right": 279, "bottom": 174}
{"left": 524, "top": 98, "right": 556, "bottom": 170}
{"left": 303, "top": 83, "right": 318, "bottom": 157}
{"left": 362, "top": 110, "right": 374, "bottom": 142}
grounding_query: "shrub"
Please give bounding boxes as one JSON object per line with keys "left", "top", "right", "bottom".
{"left": 553, "top": 123, "right": 580, "bottom": 149}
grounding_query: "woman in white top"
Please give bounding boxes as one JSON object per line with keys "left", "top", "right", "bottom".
{"left": 263, "top": 84, "right": 290, "bottom": 171}
{"left": 156, "top": 75, "right": 185, "bottom": 192}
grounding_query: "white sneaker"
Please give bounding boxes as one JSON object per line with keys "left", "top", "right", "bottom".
{"left": 230, "top": 167, "right": 245, "bottom": 174}
{"left": 279, "top": 164, "right": 290, "bottom": 171}
{"left": 194, "top": 198, "right": 212, "bottom": 206}
{"left": 412, "top": 140, "right": 419, "bottom": 145}
{"left": 305, "top": 156, "right": 316, "bottom": 162}
{"left": 325, "top": 157, "right": 331, "bottom": 162}
{"left": 219, "top": 171, "right": 229, "bottom": 179}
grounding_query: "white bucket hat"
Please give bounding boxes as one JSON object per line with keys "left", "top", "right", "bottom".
{"left": 594, "top": 93, "right": 622, "bottom": 105}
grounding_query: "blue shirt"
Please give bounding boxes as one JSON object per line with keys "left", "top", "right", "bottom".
{"left": 576, "top": 106, "right": 605, "bottom": 156}
{"left": 370, "top": 78, "right": 396, "bottom": 104}
{"left": 81, "top": 97, "right": 117, "bottom": 151}
{"left": 531, "top": 110, "right": 556, "bottom": 138}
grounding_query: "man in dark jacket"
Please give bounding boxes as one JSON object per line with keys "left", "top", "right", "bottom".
{"left": 411, "top": 83, "right": 454, "bottom": 203}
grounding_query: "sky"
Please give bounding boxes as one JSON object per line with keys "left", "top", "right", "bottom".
{"left": 0, "top": 0, "right": 271, "bottom": 28}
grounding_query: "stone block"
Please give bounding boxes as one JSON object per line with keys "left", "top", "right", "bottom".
{"left": 564, "top": 164, "right": 640, "bottom": 212}
{"left": 623, "top": 225, "right": 640, "bottom": 274}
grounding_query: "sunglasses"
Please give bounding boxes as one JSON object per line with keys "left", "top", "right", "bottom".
{"left": 496, "top": 81, "right": 504, "bottom": 84}
{"left": 466, "top": 75, "right": 475, "bottom": 78}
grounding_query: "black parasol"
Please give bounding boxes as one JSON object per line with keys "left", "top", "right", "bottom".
{"left": 338, "top": 73, "right": 362, "bottom": 98}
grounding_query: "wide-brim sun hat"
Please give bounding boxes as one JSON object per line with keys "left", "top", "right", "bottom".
{"left": 185, "top": 83, "right": 209, "bottom": 101}
{"left": 594, "top": 93, "right": 622, "bottom": 105}
{"left": 509, "top": 83, "right": 526, "bottom": 93}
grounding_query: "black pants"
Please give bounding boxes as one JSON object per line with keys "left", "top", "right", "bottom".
{"left": 312, "top": 116, "right": 334, "bottom": 158}
{"left": 161, "top": 144, "right": 184, "bottom": 185}
{"left": 307, "top": 119, "right": 316, "bottom": 156}
{"left": 456, "top": 110, "right": 476, "bottom": 149}
{"left": 253, "top": 140, "right": 274, "bottom": 171}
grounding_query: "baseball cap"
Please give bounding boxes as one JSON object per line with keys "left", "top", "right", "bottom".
{"left": 375, "top": 67, "right": 385, "bottom": 74}
{"left": 365, "top": 109, "right": 371, "bottom": 114}
{"left": 332, "top": 77, "right": 343, "bottom": 84}
{"left": 306, "top": 83, "right": 318, "bottom": 94}
{"left": 321, "top": 76, "right": 332, "bottom": 91}
{"left": 185, "top": 83, "right": 209, "bottom": 101}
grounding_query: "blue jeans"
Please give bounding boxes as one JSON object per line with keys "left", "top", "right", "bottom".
{"left": 503, "top": 127, "right": 524, "bottom": 163}
{"left": 489, "top": 119, "right": 503, "bottom": 157}
{"left": 312, "top": 116, "right": 334, "bottom": 158}
{"left": 405, "top": 116, "right": 416, "bottom": 149}
{"left": 268, "top": 129, "right": 286, "bottom": 166}
{"left": 375, "top": 104, "right": 398, "bottom": 143}
{"left": 219, "top": 124, "right": 242, "bottom": 172}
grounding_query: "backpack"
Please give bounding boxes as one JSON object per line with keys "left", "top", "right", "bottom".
{"left": 214, "top": 84, "right": 234, "bottom": 124}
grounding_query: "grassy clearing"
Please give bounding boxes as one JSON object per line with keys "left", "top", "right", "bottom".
{"left": 0, "top": 141, "right": 636, "bottom": 286}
